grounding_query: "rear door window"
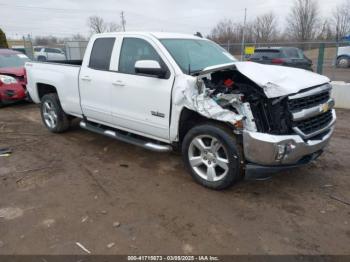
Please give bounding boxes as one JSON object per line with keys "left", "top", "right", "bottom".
{"left": 283, "top": 48, "right": 304, "bottom": 59}
{"left": 89, "top": 38, "right": 116, "bottom": 70}
{"left": 251, "top": 50, "right": 282, "bottom": 59}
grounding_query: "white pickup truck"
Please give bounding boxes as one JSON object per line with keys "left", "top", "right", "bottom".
{"left": 25, "top": 32, "right": 336, "bottom": 190}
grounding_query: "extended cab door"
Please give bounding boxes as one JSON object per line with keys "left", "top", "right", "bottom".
{"left": 79, "top": 37, "right": 116, "bottom": 124}
{"left": 109, "top": 36, "right": 175, "bottom": 141}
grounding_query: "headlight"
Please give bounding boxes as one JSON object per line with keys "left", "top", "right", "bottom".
{"left": 0, "top": 75, "right": 18, "bottom": 85}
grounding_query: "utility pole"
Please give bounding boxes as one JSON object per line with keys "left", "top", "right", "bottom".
{"left": 240, "top": 8, "right": 247, "bottom": 61}
{"left": 120, "top": 11, "right": 126, "bottom": 32}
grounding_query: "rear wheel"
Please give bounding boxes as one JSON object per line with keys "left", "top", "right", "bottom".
{"left": 182, "top": 123, "right": 243, "bottom": 190}
{"left": 337, "top": 57, "right": 350, "bottom": 68}
{"left": 40, "top": 93, "right": 70, "bottom": 133}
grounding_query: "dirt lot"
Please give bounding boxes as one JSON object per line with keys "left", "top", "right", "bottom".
{"left": 0, "top": 103, "right": 349, "bottom": 255}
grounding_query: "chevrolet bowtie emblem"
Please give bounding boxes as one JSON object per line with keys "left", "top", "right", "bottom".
{"left": 321, "top": 103, "right": 329, "bottom": 113}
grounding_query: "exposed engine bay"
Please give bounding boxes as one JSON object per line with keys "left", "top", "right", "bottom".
{"left": 195, "top": 68, "right": 293, "bottom": 135}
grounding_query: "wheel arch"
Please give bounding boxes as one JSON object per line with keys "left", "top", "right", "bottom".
{"left": 177, "top": 107, "right": 237, "bottom": 147}
{"left": 36, "top": 83, "right": 58, "bottom": 101}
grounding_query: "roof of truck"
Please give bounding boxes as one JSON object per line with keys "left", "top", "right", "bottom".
{"left": 95, "top": 32, "right": 203, "bottom": 40}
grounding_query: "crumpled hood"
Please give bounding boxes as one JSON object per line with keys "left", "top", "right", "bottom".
{"left": 200, "top": 62, "right": 330, "bottom": 98}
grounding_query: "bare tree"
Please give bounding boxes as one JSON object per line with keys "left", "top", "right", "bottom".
{"left": 87, "top": 16, "right": 107, "bottom": 34}
{"left": 208, "top": 19, "right": 255, "bottom": 44}
{"left": 252, "top": 12, "right": 278, "bottom": 42}
{"left": 316, "top": 19, "right": 334, "bottom": 40}
{"left": 87, "top": 16, "right": 121, "bottom": 34}
{"left": 286, "top": 0, "right": 320, "bottom": 41}
{"left": 208, "top": 19, "right": 236, "bottom": 43}
{"left": 71, "top": 33, "right": 87, "bottom": 41}
{"left": 107, "top": 22, "right": 121, "bottom": 32}
{"left": 332, "top": 0, "right": 350, "bottom": 41}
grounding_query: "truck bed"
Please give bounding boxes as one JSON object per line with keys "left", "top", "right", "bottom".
{"left": 25, "top": 61, "right": 83, "bottom": 117}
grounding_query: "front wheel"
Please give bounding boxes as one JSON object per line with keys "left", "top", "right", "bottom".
{"left": 182, "top": 123, "right": 243, "bottom": 190}
{"left": 40, "top": 93, "right": 70, "bottom": 133}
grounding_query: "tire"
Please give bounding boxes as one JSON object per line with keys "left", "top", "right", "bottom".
{"left": 336, "top": 56, "right": 350, "bottom": 68}
{"left": 181, "top": 123, "right": 243, "bottom": 190}
{"left": 40, "top": 93, "right": 70, "bottom": 133}
{"left": 38, "top": 56, "right": 47, "bottom": 62}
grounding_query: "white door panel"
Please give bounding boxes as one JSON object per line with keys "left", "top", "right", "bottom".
{"left": 79, "top": 37, "right": 117, "bottom": 123}
{"left": 79, "top": 67, "right": 112, "bottom": 123}
{"left": 110, "top": 73, "right": 174, "bottom": 139}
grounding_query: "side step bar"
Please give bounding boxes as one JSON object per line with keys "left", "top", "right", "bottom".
{"left": 80, "top": 121, "right": 172, "bottom": 153}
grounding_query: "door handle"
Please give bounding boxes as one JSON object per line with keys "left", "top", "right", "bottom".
{"left": 112, "top": 80, "right": 125, "bottom": 87}
{"left": 81, "top": 76, "right": 92, "bottom": 82}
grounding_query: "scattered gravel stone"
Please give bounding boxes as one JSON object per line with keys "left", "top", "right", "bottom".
{"left": 0, "top": 207, "right": 24, "bottom": 220}
{"left": 100, "top": 210, "right": 107, "bottom": 215}
{"left": 42, "top": 219, "right": 56, "bottom": 228}
{"left": 0, "top": 240, "right": 4, "bottom": 248}
{"left": 182, "top": 243, "right": 194, "bottom": 254}
{"left": 113, "top": 221, "right": 121, "bottom": 228}
{"left": 107, "top": 242, "right": 115, "bottom": 249}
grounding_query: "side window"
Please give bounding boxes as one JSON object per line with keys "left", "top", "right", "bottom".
{"left": 119, "top": 38, "right": 161, "bottom": 75}
{"left": 89, "top": 38, "right": 115, "bottom": 70}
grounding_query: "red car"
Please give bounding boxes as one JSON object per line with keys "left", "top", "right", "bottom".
{"left": 0, "top": 49, "right": 30, "bottom": 106}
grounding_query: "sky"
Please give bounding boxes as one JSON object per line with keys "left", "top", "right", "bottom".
{"left": 0, "top": 0, "right": 346, "bottom": 39}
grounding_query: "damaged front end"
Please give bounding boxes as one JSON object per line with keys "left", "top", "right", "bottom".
{"left": 173, "top": 62, "right": 336, "bottom": 169}
{"left": 174, "top": 63, "right": 283, "bottom": 134}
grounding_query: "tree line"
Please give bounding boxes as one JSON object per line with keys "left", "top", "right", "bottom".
{"left": 208, "top": 0, "right": 350, "bottom": 44}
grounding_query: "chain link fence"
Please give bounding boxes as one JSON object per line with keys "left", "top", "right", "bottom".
{"left": 219, "top": 41, "right": 350, "bottom": 83}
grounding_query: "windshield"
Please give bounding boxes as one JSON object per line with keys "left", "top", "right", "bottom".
{"left": 0, "top": 53, "right": 30, "bottom": 68}
{"left": 160, "top": 39, "right": 237, "bottom": 74}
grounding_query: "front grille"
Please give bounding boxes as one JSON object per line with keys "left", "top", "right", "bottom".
{"left": 288, "top": 91, "right": 330, "bottom": 111}
{"left": 5, "top": 90, "right": 15, "bottom": 97}
{"left": 294, "top": 110, "right": 333, "bottom": 135}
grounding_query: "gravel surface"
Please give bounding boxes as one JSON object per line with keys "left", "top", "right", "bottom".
{"left": 0, "top": 103, "right": 349, "bottom": 255}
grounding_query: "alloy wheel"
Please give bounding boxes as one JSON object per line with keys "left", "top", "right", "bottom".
{"left": 188, "top": 135, "right": 229, "bottom": 182}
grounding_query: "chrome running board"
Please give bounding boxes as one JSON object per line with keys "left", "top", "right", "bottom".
{"left": 80, "top": 121, "right": 172, "bottom": 153}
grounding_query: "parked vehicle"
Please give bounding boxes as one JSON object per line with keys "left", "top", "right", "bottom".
{"left": 249, "top": 47, "right": 313, "bottom": 70}
{"left": 11, "top": 45, "right": 26, "bottom": 54}
{"left": 336, "top": 46, "right": 350, "bottom": 68}
{"left": 25, "top": 32, "right": 336, "bottom": 190}
{"left": 34, "top": 47, "right": 66, "bottom": 61}
{"left": 0, "top": 49, "right": 30, "bottom": 106}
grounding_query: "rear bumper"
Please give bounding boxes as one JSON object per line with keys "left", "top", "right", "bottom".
{"left": 243, "top": 120, "right": 335, "bottom": 166}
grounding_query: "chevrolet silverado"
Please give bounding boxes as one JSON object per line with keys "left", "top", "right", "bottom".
{"left": 25, "top": 32, "right": 336, "bottom": 190}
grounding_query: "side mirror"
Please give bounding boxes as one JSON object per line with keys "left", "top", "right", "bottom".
{"left": 135, "top": 60, "right": 166, "bottom": 78}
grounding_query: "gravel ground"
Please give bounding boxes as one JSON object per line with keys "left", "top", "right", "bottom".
{"left": 0, "top": 103, "right": 349, "bottom": 255}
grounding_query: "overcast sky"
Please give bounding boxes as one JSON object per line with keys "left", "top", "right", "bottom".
{"left": 0, "top": 0, "right": 346, "bottom": 39}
